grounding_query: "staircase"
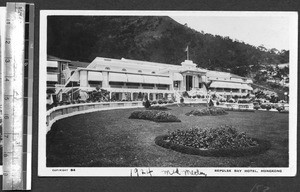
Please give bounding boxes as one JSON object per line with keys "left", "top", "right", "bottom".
{"left": 174, "top": 91, "right": 182, "bottom": 103}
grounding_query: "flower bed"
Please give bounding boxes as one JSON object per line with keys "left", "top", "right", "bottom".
{"left": 185, "top": 107, "right": 228, "bottom": 116}
{"left": 223, "top": 108, "right": 255, "bottom": 112}
{"left": 155, "top": 125, "right": 271, "bottom": 157}
{"left": 129, "top": 110, "right": 181, "bottom": 122}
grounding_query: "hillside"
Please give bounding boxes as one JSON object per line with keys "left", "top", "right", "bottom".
{"left": 47, "top": 16, "right": 289, "bottom": 77}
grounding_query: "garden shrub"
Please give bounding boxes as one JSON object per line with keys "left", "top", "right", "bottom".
{"left": 276, "top": 106, "right": 284, "bottom": 112}
{"left": 238, "top": 100, "right": 249, "bottom": 103}
{"left": 182, "top": 91, "right": 189, "bottom": 98}
{"left": 158, "top": 100, "right": 163, "bottom": 104}
{"left": 151, "top": 100, "right": 157, "bottom": 105}
{"left": 144, "top": 100, "right": 151, "bottom": 108}
{"left": 168, "top": 100, "right": 174, "bottom": 104}
{"left": 265, "top": 105, "right": 272, "bottom": 111}
{"left": 155, "top": 125, "right": 271, "bottom": 157}
{"left": 254, "top": 105, "right": 260, "bottom": 110}
{"left": 279, "top": 110, "right": 289, "bottom": 113}
{"left": 129, "top": 110, "right": 181, "bottom": 122}
{"left": 186, "top": 107, "right": 227, "bottom": 116}
{"left": 180, "top": 97, "right": 184, "bottom": 103}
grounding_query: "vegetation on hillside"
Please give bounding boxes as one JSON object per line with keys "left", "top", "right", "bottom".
{"left": 48, "top": 16, "right": 289, "bottom": 77}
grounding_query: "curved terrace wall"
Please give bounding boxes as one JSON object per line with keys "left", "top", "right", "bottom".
{"left": 46, "top": 101, "right": 143, "bottom": 132}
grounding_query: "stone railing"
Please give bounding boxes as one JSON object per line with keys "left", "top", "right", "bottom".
{"left": 217, "top": 102, "right": 254, "bottom": 110}
{"left": 46, "top": 101, "right": 143, "bottom": 132}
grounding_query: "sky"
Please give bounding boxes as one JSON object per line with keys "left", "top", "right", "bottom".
{"left": 171, "top": 15, "right": 290, "bottom": 51}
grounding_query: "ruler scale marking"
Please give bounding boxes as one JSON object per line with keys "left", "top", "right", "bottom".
{"left": 2, "top": 3, "right": 34, "bottom": 190}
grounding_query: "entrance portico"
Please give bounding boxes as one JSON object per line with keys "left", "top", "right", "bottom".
{"left": 181, "top": 70, "right": 206, "bottom": 92}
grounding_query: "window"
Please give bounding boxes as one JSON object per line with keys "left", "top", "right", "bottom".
{"left": 47, "top": 67, "right": 58, "bottom": 73}
{"left": 126, "top": 83, "right": 140, "bottom": 87}
{"left": 142, "top": 83, "right": 154, "bottom": 87}
{"left": 89, "top": 81, "right": 102, "bottom": 88}
{"left": 142, "top": 83, "right": 154, "bottom": 89}
{"left": 61, "top": 62, "right": 67, "bottom": 71}
{"left": 174, "top": 81, "right": 179, "bottom": 88}
{"left": 61, "top": 76, "right": 65, "bottom": 85}
{"left": 198, "top": 82, "right": 202, "bottom": 88}
{"left": 157, "top": 84, "right": 169, "bottom": 90}
{"left": 109, "top": 82, "right": 124, "bottom": 86}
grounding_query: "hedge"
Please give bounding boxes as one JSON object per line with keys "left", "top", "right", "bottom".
{"left": 186, "top": 107, "right": 228, "bottom": 116}
{"left": 129, "top": 110, "right": 181, "bottom": 122}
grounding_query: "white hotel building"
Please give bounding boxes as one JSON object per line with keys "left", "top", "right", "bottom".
{"left": 47, "top": 57, "right": 254, "bottom": 102}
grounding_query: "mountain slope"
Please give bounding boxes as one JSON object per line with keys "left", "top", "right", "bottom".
{"left": 47, "top": 16, "right": 289, "bottom": 77}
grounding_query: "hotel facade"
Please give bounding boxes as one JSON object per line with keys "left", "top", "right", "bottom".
{"left": 47, "top": 57, "right": 254, "bottom": 102}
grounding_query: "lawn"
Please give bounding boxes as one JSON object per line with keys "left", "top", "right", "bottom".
{"left": 46, "top": 105, "right": 289, "bottom": 167}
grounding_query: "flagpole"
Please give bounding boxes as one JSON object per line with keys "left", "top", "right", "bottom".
{"left": 187, "top": 46, "right": 189, "bottom": 60}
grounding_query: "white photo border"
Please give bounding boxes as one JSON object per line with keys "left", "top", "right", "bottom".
{"left": 38, "top": 10, "right": 298, "bottom": 177}
{"left": 0, "top": 6, "right": 7, "bottom": 175}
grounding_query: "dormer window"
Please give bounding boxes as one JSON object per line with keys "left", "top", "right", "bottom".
{"left": 105, "top": 67, "right": 110, "bottom": 70}
{"left": 122, "top": 68, "right": 127, "bottom": 71}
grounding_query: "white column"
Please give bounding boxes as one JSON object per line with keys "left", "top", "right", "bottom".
{"left": 182, "top": 74, "right": 186, "bottom": 91}
{"left": 195, "top": 75, "right": 199, "bottom": 88}
{"left": 79, "top": 70, "right": 88, "bottom": 87}
{"left": 153, "top": 93, "right": 157, "bottom": 100}
{"left": 102, "top": 71, "right": 109, "bottom": 88}
{"left": 130, "top": 92, "right": 133, "bottom": 101}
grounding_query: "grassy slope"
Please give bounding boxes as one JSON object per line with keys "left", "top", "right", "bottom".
{"left": 47, "top": 106, "right": 288, "bottom": 167}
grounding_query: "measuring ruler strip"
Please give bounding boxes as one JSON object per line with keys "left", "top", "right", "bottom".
{"left": 3, "top": 2, "right": 34, "bottom": 190}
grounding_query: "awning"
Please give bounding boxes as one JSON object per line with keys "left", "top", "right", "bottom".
{"left": 173, "top": 73, "right": 183, "bottom": 81}
{"left": 210, "top": 81, "right": 244, "bottom": 89}
{"left": 242, "top": 84, "right": 253, "bottom": 90}
{"left": 47, "top": 61, "right": 58, "bottom": 68}
{"left": 127, "top": 74, "right": 144, "bottom": 83}
{"left": 109, "top": 72, "right": 127, "bottom": 82}
{"left": 143, "top": 75, "right": 159, "bottom": 84}
{"left": 88, "top": 71, "right": 103, "bottom": 81}
{"left": 158, "top": 77, "right": 173, "bottom": 85}
{"left": 47, "top": 74, "right": 58, "bottom": 82}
